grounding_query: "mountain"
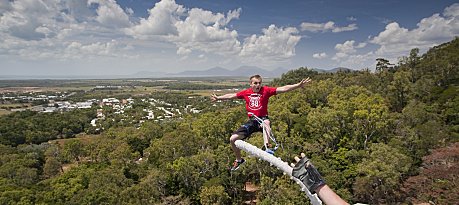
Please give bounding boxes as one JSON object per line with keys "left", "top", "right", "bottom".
{"left": 271, "top": 67, "right": 291, "bottom": 77}
{"left": 329, "top": 67, "right": 352, "bottom": 72}
{"left": 172, "top": 66, "right": 234, "bottom": 77}
{"left": 312, "top": 67, "right": 352, "bottom": 73}
{"left": 233, "top": 66, "right": 274, "bottom": 77}
{"left": 130, "top": 71, "right": 168, "bottom": 78}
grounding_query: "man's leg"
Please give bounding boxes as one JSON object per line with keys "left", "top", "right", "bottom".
{"left": 230, "top": 134, "right": 244, "bottom": 160}
{"left": 229, "top": 133, "right": 246, "bottom": 170}
{"left": 262, "top": 119, "right": 272, "bottom": 146}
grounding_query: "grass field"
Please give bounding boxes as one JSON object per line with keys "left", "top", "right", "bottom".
{"left": 0, "top": 103, "right": 31, "bottom": 109}
{"left": 50, "top": 133, "right": 102, "bottom": 147}
{"left": 0, "top": 109, "right": 11, "bottom": 116}
{"left": 0, "top": 77, "right": 251, "bottom": 103}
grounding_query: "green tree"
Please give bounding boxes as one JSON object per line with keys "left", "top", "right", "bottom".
{"left": 191, "top": 108, "right": 244, "bottom": 149}
{"left": 62, "top": 139, "right": 85, "bottom": 163}
{"left": 353, "top": 143, "right": 411, "bottom": 204}
{"left": 258, "top": 175, "right": 305, "bottom": 205}
{"left": 168, "top": 150, "right": 219, "bottom": 200}
{"left": 145, "top": 124, "right": 204, "bottom": 166}
{"left": 387, "top": 71, "right": 411, "bottom": 112}
{"left": 391, "top": 100, "right": 448, "bottom": 165}
{"left": 43, "top": 157, "right": 62, "bottom": 178}
{"left": 376, "top": 58, "right": 394, "bottom": 72}
{"left": 199, "top": 185, "right": 230, "bottom": 205}
{"left": 0, "top": 149, "right": 40, "bottom": 187}
{"left": 70, "top": 168, "right": 133, "bottom": 205}
{"left": 119, "top": 168, "right": 168, "bottom": 205}
{"left": 327, "top": 86, "right": 390, "bottom": 149}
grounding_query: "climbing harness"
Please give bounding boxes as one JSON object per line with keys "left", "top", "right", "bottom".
{"left": 247, "top": 112, "right": 280, "bottom": 153}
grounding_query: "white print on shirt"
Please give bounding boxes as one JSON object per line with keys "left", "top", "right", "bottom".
{"left": 248, "top": 94, "right": 262, "bottom": 110}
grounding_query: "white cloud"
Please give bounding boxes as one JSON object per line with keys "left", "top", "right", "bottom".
{"left": 347, "top": 16, "right": 357, "bottom": 21}
{"left": 125, "top": 7, "right": 134, "bottom": 16}
{"left": 126, "top": 0, "right": 185, "bottom": 37}
{"left": 332, "top": 23, "right": 357, "bottom": 33}
{"left": 329, "top": 3, "right": 459, "bottom": 70}
{"left": 0, "top": 0, "right": 13, "bottom": 15}
{"left": 0, "top": 0, "right": 135, "bottom": 62}
{"left": 332, "top": 40, "right": 366, "bottom": 61}
{"left": 126, "top": 0, "right": 301, "bottom": 62}
{"left": 87, "top": 0, "right": 131, "bottom": 28}
{"left": 313, "top": 52, "right": 327, "bottom": 59}
{"left": 371, "top": 22, "right": 409, "bottom": 45}
{"left": 240, "top": 25, "right": 300, "bottom": 62}
{"left": 299, "top": 21, "right": 331, "bottom": 32}
{"left": 334, "top": 51, "right": 375, "bottom": 70}
{"left": 0, "top": 0, "right": 305, "bottom": 74}
{"left": 65, "top": 40, "right": 120, "bottom": 58}
{"left": 335, "top": 40, "right": 366, "bottom": 53}
{"left": 170, "top": 7, "right": 242, "bottom": 55}
{"left": 0, "top": 0, "right": 63, "bottom": 40}
{"left": 125, "top": 0, "right": 243, "bottom": 57}
{"left": 371, "top": 3, "right": 459, "bottom": 56}
{"left": 196, "top": 54, "right": 207, "bottom": 63}
{"left": 444, "top": 3, "right": 459, "bottom": 17}
{"left": 300, "top": 21, "right": 357, "bottom": 33}
{"left": 177, "top": 47, "right": 191, "bottom": 55}
{"left": 226, "top": 8, "right": 241, "bottom": 24}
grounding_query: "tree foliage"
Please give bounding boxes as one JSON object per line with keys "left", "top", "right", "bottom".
{"left": 0, "top": 38, "right": 458, "bottom": 204}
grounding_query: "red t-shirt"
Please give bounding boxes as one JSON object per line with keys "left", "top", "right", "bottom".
{"left": 236, "top": 86, "right": 277, "bottom": 118}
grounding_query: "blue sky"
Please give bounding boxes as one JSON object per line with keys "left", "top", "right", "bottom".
{"left": 1, "top": 0, "right": 458, "bottom": 76}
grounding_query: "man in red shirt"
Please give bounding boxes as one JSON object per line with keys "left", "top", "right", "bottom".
{"left": 211, "top": 74, "right": 311, "bottom": 170}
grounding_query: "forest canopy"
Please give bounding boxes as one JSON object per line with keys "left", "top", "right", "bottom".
{"left": 0, "top": 37, "right": 458, "bottom": 204}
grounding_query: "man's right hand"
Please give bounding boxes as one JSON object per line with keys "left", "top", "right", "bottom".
{"left": 291, "top": 153, "right": 326, "bottom": 194}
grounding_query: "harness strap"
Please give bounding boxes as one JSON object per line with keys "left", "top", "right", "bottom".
{"left": 248, "top": 112, "right": 279, "bottom": 151}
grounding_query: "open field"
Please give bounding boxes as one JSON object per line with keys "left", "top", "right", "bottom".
{"left": 0, "top": 77, "right": 249, "bottom": 96}
{"left": 0, "top": 109, "right": 11, "bottom": 116}
{"left": 0, "top": 77, "right": 246, "bottom": 115}
{"left": 0, "top": 103, "right": 31, "bottom": 109}
{"left": 0, "top": 86, "right": 92, "bottom": 93}
{"left": 49, "top": 133, "right": 103, "bottom": 147}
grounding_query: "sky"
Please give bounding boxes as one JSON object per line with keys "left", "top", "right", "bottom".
{"left": 1, "top": 0, "right": 459, "bottom": 76}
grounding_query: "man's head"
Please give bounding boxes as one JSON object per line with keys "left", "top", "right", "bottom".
{"left": 249, "top": 75, "right": 262, "bottom": 92}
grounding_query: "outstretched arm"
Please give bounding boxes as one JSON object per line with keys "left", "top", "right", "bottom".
{"left": 276, "top": 77, "right": 311, "bottom": 94}
{"left": 211, "top": 93, "right": 237, "bottom": 102}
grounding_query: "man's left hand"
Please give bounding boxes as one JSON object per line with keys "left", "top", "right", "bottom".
{"left": 299, "top": 77, "right": 311, "bottom": 88}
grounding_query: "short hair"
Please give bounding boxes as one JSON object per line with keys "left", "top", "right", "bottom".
{"left": 249, "top": 74, "right": 262, "bottom": 82}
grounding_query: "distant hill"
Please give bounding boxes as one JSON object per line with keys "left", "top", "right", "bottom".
{"left": 172, "top": 67, "right": 234, "bottom": 77}
{"left": 312, "top": 67, "right": 352, "bottom": 73}
{"left": 131, "top": 71, "right": 168, "bottom": 78}
{"left": 329, "top": 67, "right": 352, "bottom": 72}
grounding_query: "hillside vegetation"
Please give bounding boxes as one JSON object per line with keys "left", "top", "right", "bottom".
{"left": 0, "top": 38, "right": 458, "bottom": 204}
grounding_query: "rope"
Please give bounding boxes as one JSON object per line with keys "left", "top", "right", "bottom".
{"left": 247, "top": 112, "right": 279, "bottom": 150}
{"left": 235, "top": 140, "right": 322, "bottom": 205}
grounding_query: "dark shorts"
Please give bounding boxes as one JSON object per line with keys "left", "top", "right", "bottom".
{"left": 233, "top": 116, "right": 269, "bottom": 139}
